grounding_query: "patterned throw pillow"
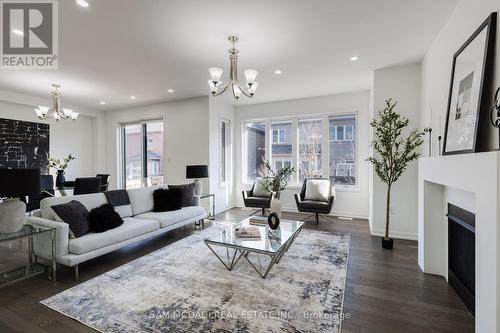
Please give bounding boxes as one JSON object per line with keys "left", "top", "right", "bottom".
{"left": 51, "top": 200, "right": 90, "bottom": 238}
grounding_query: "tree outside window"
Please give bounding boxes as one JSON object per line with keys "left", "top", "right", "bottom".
{"left": 298, "top": 118, "right": 323, "bottom": 182}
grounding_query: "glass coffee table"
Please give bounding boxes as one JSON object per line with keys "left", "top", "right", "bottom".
{"left": 204, "top": 218, "right": 304, "bottom": 278}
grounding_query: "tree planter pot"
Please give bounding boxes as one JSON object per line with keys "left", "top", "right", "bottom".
{"left": 382, "top": 237, "right": 393, "bottom": 249}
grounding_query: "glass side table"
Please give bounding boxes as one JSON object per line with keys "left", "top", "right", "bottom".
{"left": 199, "top": 193, "right": 215, "bottom": 220}
{"left": 0, "top": 224, "right": 56, "bottom": 288}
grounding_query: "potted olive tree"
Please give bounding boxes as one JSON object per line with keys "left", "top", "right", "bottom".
{"left": 367, "top": 99, "right": 426, "bottom": 249}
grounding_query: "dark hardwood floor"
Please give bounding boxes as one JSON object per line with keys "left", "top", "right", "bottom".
{"left": 0, "top": 209, "right": 474, "bottom": 333}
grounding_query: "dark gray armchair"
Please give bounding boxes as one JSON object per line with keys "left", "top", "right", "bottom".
{"left": 294, "top": 178, "right": 335, "bottom": 224}
{"left": 242, "top": 181, "right": 273, "bottom": 216}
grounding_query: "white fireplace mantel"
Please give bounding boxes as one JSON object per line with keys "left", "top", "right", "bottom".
{"left": 418, "top": 152, "right": 500, "bottom": 333}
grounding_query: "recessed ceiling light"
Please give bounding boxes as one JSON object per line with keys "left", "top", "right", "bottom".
{"left": 130, "top": 96, "right": 136, "bottom": 100}
{"left": 167, "top": 89, "right": 174, "bottom": 93}
{"left": 274, "top": 70, "right": 282, "bottom": 74}
{"left": 76, "top": 0, "right": 89, "bottom": 8}
{"left": 350, "top": 56, "right": 359, "bottom": 61}
{"left": 100, "top": 101, "right": 106, "bottom": 105}
{"left": 12, "top": 29, "right": 24, "bottom": 36}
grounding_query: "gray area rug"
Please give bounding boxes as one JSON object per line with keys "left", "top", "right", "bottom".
{"left": 42, "top": 224, "right": 350, "bottom": 333}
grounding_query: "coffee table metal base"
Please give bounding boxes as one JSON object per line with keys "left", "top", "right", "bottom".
{"left": 204, "top": 229, "right": 301, "bottom": 279}
{"left": 205, "top": 243, "right": 245, "bottom": 271}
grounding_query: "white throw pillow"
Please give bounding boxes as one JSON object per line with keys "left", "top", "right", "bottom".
{"left": 304, "top": 179, "right": 330, "bottom": 202}
{"left": 252, "top": 179, "right": 270, "bottom": 197}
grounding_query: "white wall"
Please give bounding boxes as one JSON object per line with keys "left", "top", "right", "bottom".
{"left": 208, "top": 98, "right": 235, "bottom": 213}
{"left": 104, "top": 97, "right": 210, "bottom": 190}
{"left": 371, "top": 64, "right": 422, "bottom": 240}
{"left": 0, "top": 90, "right": 106, "bottom": 181}
{"left": 420, "top": 0, "right": 500, "bottom": 227}
{"left": 422, "top": 0, "right": 500, "bottom": 156}
{"left": 233, "top": 90, "right": 371, "bottom": 219}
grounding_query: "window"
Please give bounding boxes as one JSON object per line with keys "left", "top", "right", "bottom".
{"left": 298, "top": 118, "right": 322, "bottom": 182}
{"left": 330, "top": 125, "right": 354, "bottom": 141}
{"left": 220, "top": 120, "right": 230, "bottom": 184}
{"left": 245, "top": 122, "right": 266, "bottom": 181}
{"left": 121, "top": 120, "right": 164, "bottom": 189}
{"left": 272, "top": 129, "right": 286, "bottom": 143}
{"left": 271, "top": 121, "right": 292, "bottom": 179}
{"left": 274, "top": 160, "right": 292, "bottom": 170}
{"left": 243, "top": 113, "right": 357, "bottom": 187}
{"left": 329, "top": 115, "right": 356, "bottom": 185}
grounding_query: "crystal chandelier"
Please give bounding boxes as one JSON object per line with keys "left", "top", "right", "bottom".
{"left": 207, "top": 36, "right": 258, "bottom": 100}
{"left": 34, "top": 84, "right": 79, "bottom": 121}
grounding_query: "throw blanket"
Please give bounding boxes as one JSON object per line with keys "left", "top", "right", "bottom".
{"left": 104, "top": 190, "right": 130, "bottom": 207}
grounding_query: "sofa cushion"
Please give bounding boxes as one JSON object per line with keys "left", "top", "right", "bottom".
{"left": 127, "top": 186, "right": 163, "bottom": 216}
{"left": 40, "top": 193, "right": 108, "bottom": 221}
{"left": 69, "top": 217, "right": 159, "bottom": 255}
{"left": 135, "top": 206, "right": 205, "bottom": 228}
{"left": 104, "top": 189, "right": 133, "bottom": 218}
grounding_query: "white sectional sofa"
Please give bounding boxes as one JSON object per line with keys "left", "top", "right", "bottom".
{"left": 27, "top": 186, "right": 207, "bottom": 280}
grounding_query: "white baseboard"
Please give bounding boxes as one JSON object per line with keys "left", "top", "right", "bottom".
{"left": 370, "top": 228, "right": 418, "bottom": 241}
{"left": 233, "top": 205, "right": 368, "bottom": 220}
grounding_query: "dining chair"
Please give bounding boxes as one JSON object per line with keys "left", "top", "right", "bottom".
{"left": 24, "top": 175, "right": 55, "bottom": 213}
{"left": 96, "top": 174, "right": 110, "bottom": 192}
{"left": 73, "top": 177, "right": 101, "bottom": 195}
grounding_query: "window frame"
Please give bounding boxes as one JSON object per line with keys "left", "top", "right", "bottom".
{"left": 220, "top": 118, "right": 231, "bottom": 188}
{"left": 242, "top": 112, "right": 359, "bottom": 190}
{"left": 243, "top": 121, "right": 267, "bottom": 184}
{"left": 272, "top": 129, "right": 286, "bottom": 144}
{"left": 328, "top": 115, "right": 358, "bottom": 188}
{"left": 329, "top": 125, "right": 354, "bottom": 142}
{"left": 119, "top": 119, "right": 165, "bottom": 189}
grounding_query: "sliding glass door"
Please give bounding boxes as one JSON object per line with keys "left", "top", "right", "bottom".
{"left": 121, "top": 120, "right": 164, "bottom": 189}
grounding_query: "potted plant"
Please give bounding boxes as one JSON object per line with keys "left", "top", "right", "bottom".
{"left": 259, "top": 160, "right": 295, "bottom": 218}
{"left": 48, "top": 154, "right": 76, "bottom": 185}
{"left": 367, "top": 99, "right": 427, "bottom": 249}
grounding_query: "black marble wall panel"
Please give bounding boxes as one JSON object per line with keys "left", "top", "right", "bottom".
{"left": 0, "top": 118, "right": 49, "bottom": 173}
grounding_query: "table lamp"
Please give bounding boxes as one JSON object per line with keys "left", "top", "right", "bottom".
{"left": 186, "top": 165, "right": 208, "bottom": 195}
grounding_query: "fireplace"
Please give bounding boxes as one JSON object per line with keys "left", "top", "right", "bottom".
{"left": 447, "top": 203, "right": 475, "bottom": 315}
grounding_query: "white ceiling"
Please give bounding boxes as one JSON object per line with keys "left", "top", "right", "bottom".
{"left": 0, "top": 0, "right": 458, "bottom": 111}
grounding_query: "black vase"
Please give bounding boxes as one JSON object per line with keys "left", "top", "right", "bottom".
{"left": 56, "top": 170, "right": 66, "bottom": 186}
{"left": 382, "top": 237, "right": 393, "bottom": 249}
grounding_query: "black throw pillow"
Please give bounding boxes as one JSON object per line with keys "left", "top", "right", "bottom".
{"left": 168, "top": 183, "right": 195, "bottom": 207}
{"left": 153, "top": 188, "right": 183, "bottom": 212}
{"left": 88, "top": 204, "right": 124, "bottom": 233}
{"left": 51, "top": 200, "right": 90, "bottom": 238}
